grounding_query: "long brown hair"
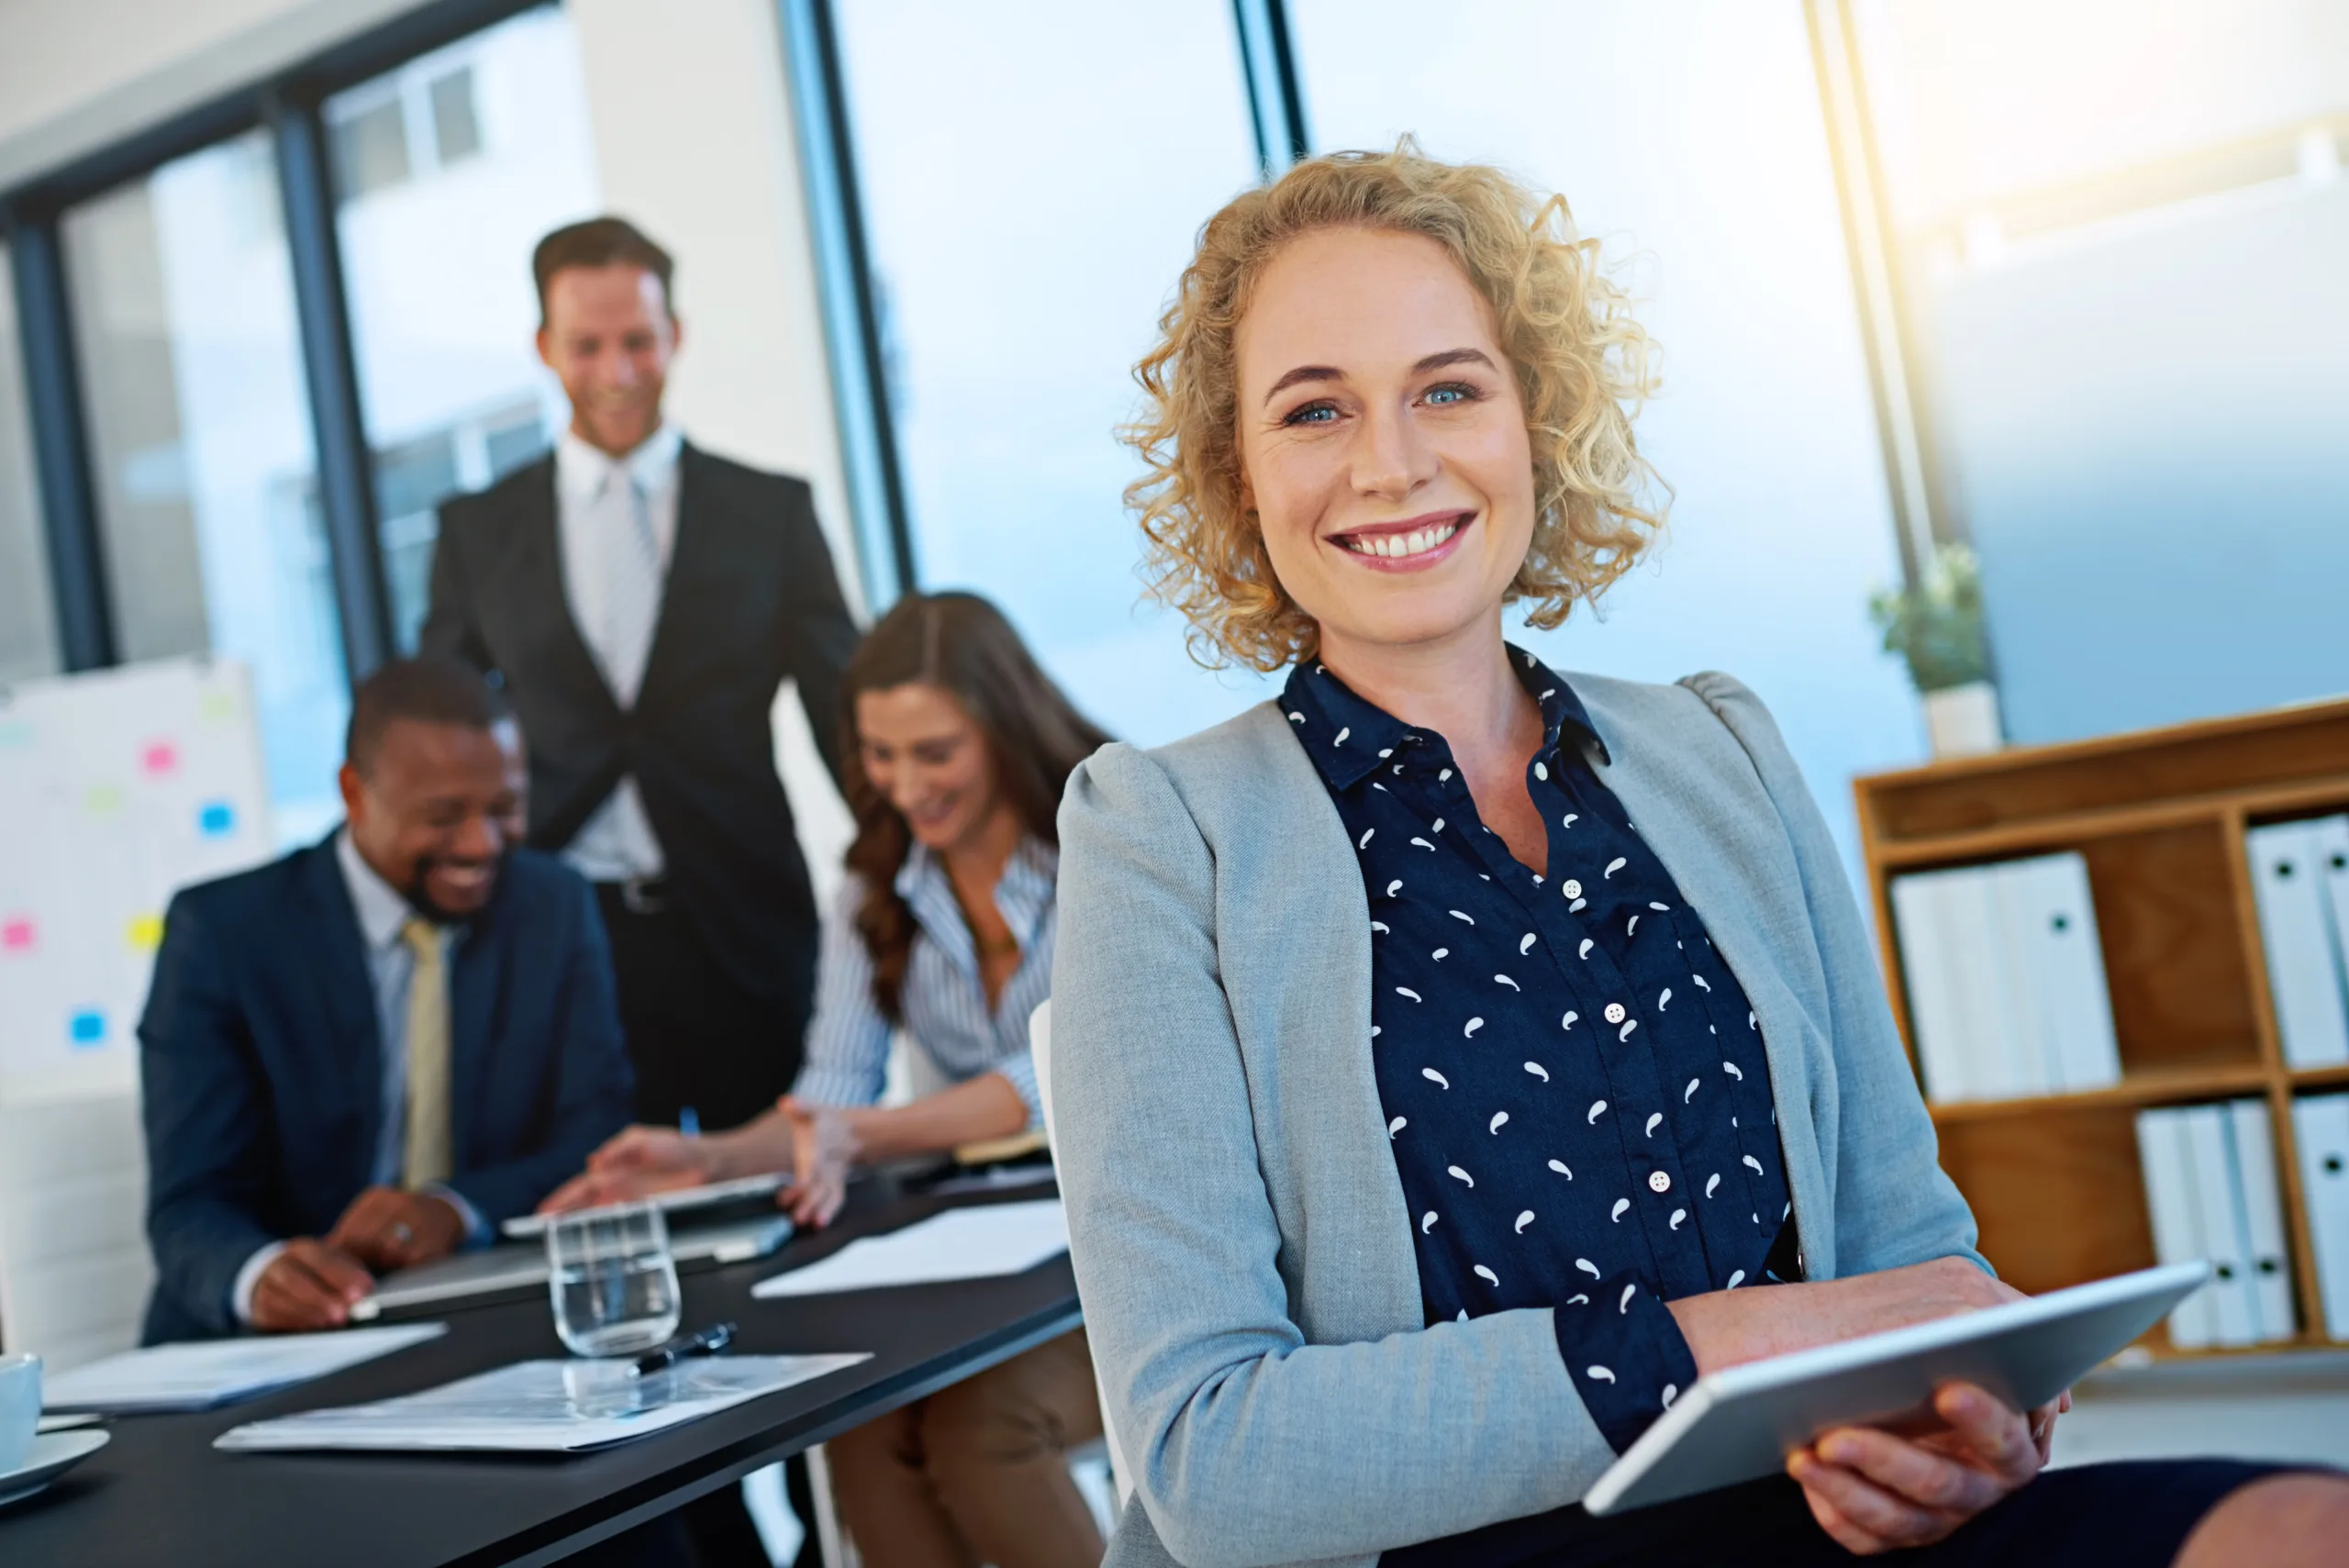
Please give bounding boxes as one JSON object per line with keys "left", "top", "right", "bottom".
{"left": 841, "top": 592, "right": 1112, "bottom": 1021}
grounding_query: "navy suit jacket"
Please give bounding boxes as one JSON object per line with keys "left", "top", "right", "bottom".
{"left": 138, "top": 835, "right": 635, "bottom": 1343}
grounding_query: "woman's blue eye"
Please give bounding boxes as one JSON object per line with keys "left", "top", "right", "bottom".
{"left": 1286, "top": 403, "right": 1339, "bottom": 426}
{"left": 1426, "top": 383, "right": 1475, "bottom": 406}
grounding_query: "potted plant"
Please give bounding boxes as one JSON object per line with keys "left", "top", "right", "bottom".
{"left": 1869, "top": 543, "right": 2001, "bottom": 757}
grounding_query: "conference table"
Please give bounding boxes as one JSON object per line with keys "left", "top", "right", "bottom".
{"left": 3, "top": 1175, "right": 1082, "bottom": 1567}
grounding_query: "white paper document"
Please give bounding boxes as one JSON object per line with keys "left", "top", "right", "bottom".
{"left": 752, "top": 1200, "right": 1068, "bottom": 1300}
{"left": 212, "top": 1353, "right": 871, "bottom": 1453}
{"left": 42, "top": 1324, "right": 449, "bottom": 1414}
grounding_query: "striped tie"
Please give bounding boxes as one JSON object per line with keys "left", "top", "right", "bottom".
{"left": 601, "top": 472, "right": 662, "bottom": 708}
{"left": 400, "top": 917, "right": 453, "bottom": 1190}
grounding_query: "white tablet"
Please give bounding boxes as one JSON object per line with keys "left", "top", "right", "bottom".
{"left": 351, "top": 1214, "right": 796, "bottom": 1319}
{"left": 498, "top": 1172, "right": 788, "bottom": 1240}
{"left": 1582, "top": 1261, "right": 2209, "bottom": 1516}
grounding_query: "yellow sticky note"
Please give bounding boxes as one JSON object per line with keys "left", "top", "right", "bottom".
{"left": 84, "top": 784, "right": 123, "bottom": 815}
{"left": 128, "top": 914, "right": 163, "bottom": 951}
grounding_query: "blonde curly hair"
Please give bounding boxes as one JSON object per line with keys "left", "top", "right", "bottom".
{"left": 1122, "top": 141, "right": 1667, "bottom": 671}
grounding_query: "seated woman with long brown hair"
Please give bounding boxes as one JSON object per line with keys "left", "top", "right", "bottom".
{"left": 547, "top": 589, "right": 1113, "bottom": 1568}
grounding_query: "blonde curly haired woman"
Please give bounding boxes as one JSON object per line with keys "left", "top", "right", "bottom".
{"left": 1046, "top": 144, "right": 2345, "bottom": 1568}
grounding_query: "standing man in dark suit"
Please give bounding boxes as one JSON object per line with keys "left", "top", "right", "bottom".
{"left": 139, "top": 657, "right": 634, "bottom": 1344}
{"left": 421, "top": 217, "right": 860, "bottom": 1137}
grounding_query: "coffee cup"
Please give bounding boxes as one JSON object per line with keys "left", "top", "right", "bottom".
{"left": 0, "top": 1352, "right": 39, "bottom": 1473}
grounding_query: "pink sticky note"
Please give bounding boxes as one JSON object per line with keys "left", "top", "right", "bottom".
{"left": 1, "top": 917, "right": 33, "bottom": 952}
{"left": 142, "top": 740, "right": 179, "bottom": 776}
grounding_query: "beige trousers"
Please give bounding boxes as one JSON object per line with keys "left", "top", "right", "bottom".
{"left": 826, "top": 1329, "right": 1107, "bottom": 1568}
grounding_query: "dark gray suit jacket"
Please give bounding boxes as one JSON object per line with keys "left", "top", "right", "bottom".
{"left": 419, "top": 444, "right": 859, "bottom": 1000}
{"left": 139, "top": 840, "right": 633, "bottom": 1343}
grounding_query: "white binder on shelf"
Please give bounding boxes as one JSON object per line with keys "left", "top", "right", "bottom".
{"left": 1988, "top": 865, "right": 2057, "bottom": 1093}
{"left": 2134, "top": 1107, "right": 2213, "bottom": 1349}
{"left": 2247, "top": 822, "right": 2349, "bottom": 1069}
{"left": 2180, "top": 1106, "right": 2257, "bottom": 1347}
{"left": 2224, "top": 1099, "right": 2296, "bottom": 1343}
{"left": 2294, "top": 1093, "right": 2349, "bottom": 1341}
{"left": 1893, "top": 874, "right": 1972, "bottom": 1103}
{"left": 2315, "top": 817, "right": 2349, "bottom": 1016}
{"left": 1896, "top": 856, "right": 2121, "bottom": 1102}
{"left": 2018, "top": 854, "right": 2122, "bottom": 1091}
{"left": 1944, "top": 868, "right": 2043, "bottom": 1098}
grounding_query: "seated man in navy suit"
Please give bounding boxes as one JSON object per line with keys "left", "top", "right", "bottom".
{"left": 139, "top": 654, "right": 635, "bottom": 1341}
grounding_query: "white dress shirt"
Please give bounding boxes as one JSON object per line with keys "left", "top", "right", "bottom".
{"left": 553, "top": 422, "right": 684, "bottom": 884}
{"left": 228, "top": 832, "right": 480, "bottom": 1325}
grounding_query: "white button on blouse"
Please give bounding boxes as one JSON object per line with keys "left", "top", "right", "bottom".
{"left": 1649, "top": 1171, "right": 1673, "bottom": 1194}
{"left": 1604, "top": 1002, "right": 1628, "bottom": 1025}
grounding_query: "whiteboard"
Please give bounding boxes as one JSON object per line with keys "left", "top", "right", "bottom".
{"left": 0, "top": 657, "right": 274, "bottom": 1102}
{"left": 0, "top": 658, "right": 275, "bottom": 1363}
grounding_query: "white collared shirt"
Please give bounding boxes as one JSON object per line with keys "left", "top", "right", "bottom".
{"left": 229, "top": 832, "right": 479, "bottom": 1325}
{"left": 552, "top": 422, "right": 684, "bottom": 882}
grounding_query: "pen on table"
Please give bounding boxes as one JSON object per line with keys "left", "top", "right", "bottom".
{"left": 631, "top": 1320, "right": 736, "bottom": 1377}
{"left": 679, "top": 1106, "right": 700, "bottom": 1138}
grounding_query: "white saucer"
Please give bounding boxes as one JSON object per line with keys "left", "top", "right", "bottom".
{"left": 36, "top": 1411, "right": 103, "bottom": 1434}
{"left": 0, "top": 1429, "right": 109, "bottom": 1508}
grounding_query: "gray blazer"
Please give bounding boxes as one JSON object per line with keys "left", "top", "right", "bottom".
{"left": 1051, "top": 669, "right": 1983, "bottom": 1568}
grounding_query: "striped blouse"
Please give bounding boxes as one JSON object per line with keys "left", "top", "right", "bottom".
{"left": 789, "top": 837, "right": 1057, "bottom": 1127}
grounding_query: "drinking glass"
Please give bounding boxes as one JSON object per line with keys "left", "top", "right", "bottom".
{"left": 545, "top": 1202, "right": 682, "bottom": 1357}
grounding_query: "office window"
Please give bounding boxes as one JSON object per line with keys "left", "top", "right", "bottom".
{"left": 831, "top": 0, "right": 1275, "bottom": 741}
{"left": 62, "top": 131, "right": 349, "bottom": 843}
{"left": 332, "top": 5, "right": 599, "bottom": 648}
{"left": 1289, "top": 0, "right": 1924, "bottom": 882}
{"left": 0, "top": 244, "right": 61, "bottom": 682}
{"left": 1849, "top": 0, "right": 2349, "bottom": 743}
{"left": 429, "top": 68, "right": 484, "bottom": 165}
{"left": 331, "top": 96, "right": 413, "bottom": 203}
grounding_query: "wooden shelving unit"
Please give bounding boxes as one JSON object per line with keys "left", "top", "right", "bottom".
{"left": 1854, "top": 696, "right": 2349, "bottom": 1357}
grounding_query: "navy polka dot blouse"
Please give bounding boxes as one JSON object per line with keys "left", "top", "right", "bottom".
{"left": 1284, "top": 649, "right": 1800, "bottom": 1458}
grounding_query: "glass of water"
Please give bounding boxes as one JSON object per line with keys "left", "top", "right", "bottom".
{"left": 545, "top": 1202, "right": 682, "bottom": 1358}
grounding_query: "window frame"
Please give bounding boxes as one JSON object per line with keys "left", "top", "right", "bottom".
{"left": 776, "top": 0, "right": 1310, "bottom": 615}
{"left": 0, "top": 0, "right": 551, "bottom": 684}
{"left": 0, "top": 0, "right": 1316, "bottom": 675}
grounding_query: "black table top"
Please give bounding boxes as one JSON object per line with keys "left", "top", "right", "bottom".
{"left": 4, "top": 1178, "right": 1079, "bottom": 1568}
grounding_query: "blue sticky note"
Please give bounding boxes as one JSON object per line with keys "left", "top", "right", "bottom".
{"left": 197, "top": 801, "right": 235, "bottom": 837}
{"left": 69, "top": 1009, "right": 106, "bottom": 1047}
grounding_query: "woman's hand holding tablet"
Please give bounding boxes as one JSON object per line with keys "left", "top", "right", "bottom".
{"left": 1786, "top": 1379, "right": 2063, "bottom": 1554}
{"left": 1588, "top": 1263, "right": 2208, "bottom": 1538}
{"left": 1662, "top": 1256, "right": 2069, "bottom": 1551}
{"left": 1665, "top": 1257, "right": 2028, "bottom": 1373}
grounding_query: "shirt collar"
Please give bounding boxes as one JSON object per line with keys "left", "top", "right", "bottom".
{"left": 555, "top": 422, "right": 682, "bottom": 505}
{"left": 893, "top": 836, "right": 1060, "bottom": 951}
{"left": 335, "top": 828, "right": 419, "bottom": 952}
{"left": 1280, "top": 644, "right": 1609, "bottom": 793}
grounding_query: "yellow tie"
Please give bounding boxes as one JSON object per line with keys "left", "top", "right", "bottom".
{"left": 399, "top": 917, "right": 454, "bottom": 1190}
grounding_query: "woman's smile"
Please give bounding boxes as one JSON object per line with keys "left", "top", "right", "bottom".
{"left": 1329, "top": 509, "right": 1476, "bottom": 572}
